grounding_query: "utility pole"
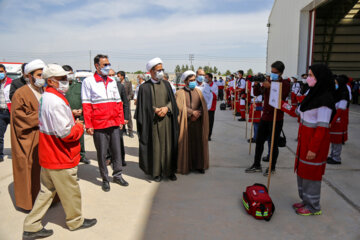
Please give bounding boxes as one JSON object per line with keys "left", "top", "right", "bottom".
{"left": 189, "top": 54, "right": 194, "bottom": 68}
{"left": 89, "top": 50, "right": 92, "bottom": 72}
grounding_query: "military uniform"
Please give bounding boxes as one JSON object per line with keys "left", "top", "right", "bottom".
{"left": 65, "top": 81, "right": 86, "bottom": 160}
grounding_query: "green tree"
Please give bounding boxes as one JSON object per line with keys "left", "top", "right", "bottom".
{"left": 185, "top": 64, "right": 189, "bottom": 71}
{"left": 209, "top": 67, "right": 214, "bottom": 73}
{"left": 225, "top": 70, "right": 231, "bottom": 75}
{"left": 247, "top": 68, "right": 254, "bottom": 76}
{"left": 213, "top": 66, "right": 218, "bottom": 74}
{"left": 134, "top": 70, "right": 144, "bottom": 74}
{"left": 190, "top": 65, "right": 195, "bottom": 71}
{"left": 218, "top": 71, "right": 221, "bottom": 75}
{"left": 175, "top": 65, "right": 181, "bottom": 73}
{"left": 204, "top": 66, "right": 210, "bottom": 73}
{"left": 198, "top": 66, "right": 203, "bottom": 70}
{"left": 181, "top": 65, "right": 186, "bottom": 72}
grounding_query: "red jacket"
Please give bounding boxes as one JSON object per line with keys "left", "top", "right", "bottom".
{"left": 330, "top": 100, "right": 349, "bottom": 144}
{"left": 3, "top": 77, "right": 12, "bottom": 111}
{"left": 39, "top": 87, "right": 84, "bottom": 169}
{"left": 295, "top": 106, "right": 332, "bottom": 181}
{"left": 82, "top": 73, "right": 125, "bottom": 130}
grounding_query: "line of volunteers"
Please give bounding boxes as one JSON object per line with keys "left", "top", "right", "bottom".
{"left": 223, "top": 61, "right": 352, "bottom": 216}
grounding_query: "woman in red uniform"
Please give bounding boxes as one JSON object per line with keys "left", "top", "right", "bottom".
{"left": 292, "top": 64, "right": 335, "bottom": 216}
{"left": 327, "top": 75, "right": 350, "bottom": 164}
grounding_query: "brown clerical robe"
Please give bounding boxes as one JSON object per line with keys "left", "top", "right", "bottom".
{"left": 10, "top": 85, "right": 41, "bottom": 210}
{"left": 176, "top": 87, "right": 209, "bottom": 174}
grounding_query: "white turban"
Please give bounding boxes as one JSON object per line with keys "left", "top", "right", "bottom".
{"left": 181, "top": 70, "right": 196, "bottom": 82}
{"left": 24, "top": 59, "right": 46, "bottom": 75}
{"left": 146, "top": 57, "right": 163, "bottom": 72}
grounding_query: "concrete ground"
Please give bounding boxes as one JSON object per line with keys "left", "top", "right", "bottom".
{"left": 0, "top": 102, "right": 359, "bottom": 240}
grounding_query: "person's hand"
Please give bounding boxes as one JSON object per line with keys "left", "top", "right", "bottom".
{"left": 306, "top": 150, "right": 316, "bottom": 160}
{"left": 154, "top": 108, "right": 161, "bottom": 116}
{"left": 75, "top": 119, "right": 84, "bottom": 125}
{"left": 86, "top": 128, "right": 94, "bottom": 135}
{"left": 120, "top": 124, "right": 124, "bottom": 129}
{"left": 263, "top": 80, "right": 271, "bottom": 89}
{"left": 192, "top": 110, "right": 201, "bottom": 121}
{"left": 159, "top": 107, "right": 168, "bottom": 117}
{"left": 72, "top": 109, "right": 81, "bottom": 117}
{"left": 191, "top": 115, "right": 197, "bottom": 122}
{"left": 124, "top": 120, "right": 128, "bottom": 124}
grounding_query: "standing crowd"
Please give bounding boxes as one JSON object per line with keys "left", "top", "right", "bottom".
{"left": 0, "top": 54, "right": 355, "bottom": 238}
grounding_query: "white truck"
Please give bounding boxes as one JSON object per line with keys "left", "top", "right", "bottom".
{"left": 0, "top": 62, "right": 23, "bottom": 80}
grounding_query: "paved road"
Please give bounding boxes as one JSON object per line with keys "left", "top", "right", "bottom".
{"left": 0, "top": 103, "right": 359, "bottom": 240}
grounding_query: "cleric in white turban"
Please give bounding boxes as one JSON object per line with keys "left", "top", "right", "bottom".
{"left": 134, "top": 58, "right": 179, "bottom": 182}
{"left": 175, "top": 69, "right": 209, "bottom": 175}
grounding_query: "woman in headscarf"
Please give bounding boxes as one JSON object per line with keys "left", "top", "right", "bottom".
{"left": 287, "top": 64, "right": 335, "bottom": 216}
{"left": 327, "top": 75, "right": 350, "bottom": 164}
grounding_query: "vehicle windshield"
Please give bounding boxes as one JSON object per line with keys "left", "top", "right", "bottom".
{"left": 7, "top": 73, "right": 21, "bottom": 80}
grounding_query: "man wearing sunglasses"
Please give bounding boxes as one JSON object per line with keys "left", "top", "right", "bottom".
{"left": 82, "top": 54, "right": 128, "bottom": 192}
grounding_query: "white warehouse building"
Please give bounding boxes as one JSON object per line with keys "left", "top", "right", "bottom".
{"left": 266, "top": 0, "right": 360, "bottom": 79}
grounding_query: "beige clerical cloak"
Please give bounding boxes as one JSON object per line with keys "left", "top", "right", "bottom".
{"left": 10, "top": 85, "right": 41, "bottom": 210}
{"left": 176, "top": 87, "right": 209, "bottom": 174}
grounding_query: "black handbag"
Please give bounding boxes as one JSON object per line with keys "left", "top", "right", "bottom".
{"left": 278, "top": 130, "right": 286, "bottom": 148}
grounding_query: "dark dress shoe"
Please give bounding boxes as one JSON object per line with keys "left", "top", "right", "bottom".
{"left": 235, "top": 112, "right": 241, "bottom": 116}
{"left": 0, "top": 157, "right": 3, "bottom": 162}
{"left": 128, "top": 132, "right": 134, "bottom": 138}
{"left": 122, "top": 161, "right": 127, "bottom": 167}
{"left": 168, "top": 174, "right": 177, "bottom": 181}
{"left": 154, "top": 176, "right": 162, "bottom": 182}
{"left": 72, "top": 218, "right": 97, "bottom": 231}
{"left": 198, "top": 169, "right": 205, "bottom": 174}
{"left": 23, "top": 228, "right": 53, "bottom": 239}
{"left": 80, "top": 158, "right": 90, "bottom": 164}
{"left": 262, "top": 156, "right": 269, "bottom": 162}
{"left": 247, "top": 138, "right": 256, "bottom": 143}
{"left": 208, "top": 137, "right": 211, "bottom": 141}
{"left": 238, "top": 118, "right": 246, "bottom": 122}
{"left": 327, "top": 157, "right": 341, "bottom": 165}
{"left": 102, "top": 181, "right": 110, "bottom": 192}
{"left": 113, "top": 176, "right": 129, "bottom": 186}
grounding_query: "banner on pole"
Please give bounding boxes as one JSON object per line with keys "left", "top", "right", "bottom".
{"left": 269, "top": 82, "right": 282, "bottom": 109}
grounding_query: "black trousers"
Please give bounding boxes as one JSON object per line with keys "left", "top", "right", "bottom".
{"left": 120, "top": 129, "right": 126, "bottom": 162}
{"left": 93, "top": 127, "right": 123, "bottom": 182}
{"left": 106, "top": 129, "right": 126, "bottom": 164}
{"left": 253, "top": 119, "right": 283, "bottom": 169}
{"left": 208, "top": 110, "right": 215, "bottom": 139}
{"left": 0, "top": 110, "right": 10, "bottom": 158}
{"left": 218, "top": 89, "right": 224, "bottom": 101}
{"left": 353, "top": 92, "right": 359, "bottom": 104}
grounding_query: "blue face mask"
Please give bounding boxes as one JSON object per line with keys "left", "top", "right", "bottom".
{"left": 270, "top": 73, "right": 279, "bottom": 81}
{"left": 189, "top": 81, "right": 197, "bottom": 90}
{"left": 0, "top": 73, "right": 5, "bottom": 80}
{"left": 101, "top": 65, "right": 111, "bottom": 76}
{"left": 335, "top": 84, "right": 339, "bottom": 90}
{"left": 196, "top": 76, "right": 204, "bottom": 83}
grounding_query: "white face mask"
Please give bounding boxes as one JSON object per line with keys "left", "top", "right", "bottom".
{"left": 34, "top": 77, "right": 46, "bottom": 88}
{"left": 155, "top": 70, "right": 164, "bottom": 80}
{"left": 67, "top": 73, "right": 75, "bottom": 81}
{"left": 53, "top": 79, "right": 69, "bottom": 94}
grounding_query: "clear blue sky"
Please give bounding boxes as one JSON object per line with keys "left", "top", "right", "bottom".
{"left": 0, "top": 0, "right": 274, "bottom": 73}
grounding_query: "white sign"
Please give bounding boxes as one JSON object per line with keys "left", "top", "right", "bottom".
{"left": 269, "top": 82, "right": 281, "bottom": 109}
